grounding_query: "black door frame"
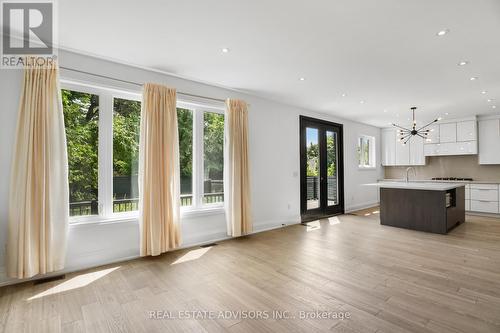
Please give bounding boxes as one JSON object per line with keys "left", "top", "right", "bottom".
{"left": 299, "top": 115, "right": 345, "bottom": 222}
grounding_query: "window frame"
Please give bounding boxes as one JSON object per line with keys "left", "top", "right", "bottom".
{"left": 357, "top": 135, "right": 376, "bottom": 170}
{"left": 178, "top": 101, "right": 225, "bottom": 215}
{"left": 61, "top": 80, "right": 225, "bottom": 224}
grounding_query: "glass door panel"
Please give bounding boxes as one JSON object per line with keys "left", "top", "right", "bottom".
{"left": 305, "top": 127, "right": 320, "bottom": 211}
{"left": 326, "top": 130, "right": 338, "bottom": 207}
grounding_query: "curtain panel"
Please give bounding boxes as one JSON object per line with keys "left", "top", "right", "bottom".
{"left": 224, "top": 99, "right": 252, "bottom": 237}
{"left": 139, "top": 83, "right": 181, "bottom": 256}
{"left": 7, "top": 60, "right": 69, "bottom": 279}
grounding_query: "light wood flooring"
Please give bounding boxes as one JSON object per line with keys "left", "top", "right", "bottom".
{"left": 1, "top": 210, "right": 500, "bottom": 332}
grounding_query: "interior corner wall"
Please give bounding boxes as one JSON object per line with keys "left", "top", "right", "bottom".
{"left": 0, "top": 49, "right": 383, "bottom": 286}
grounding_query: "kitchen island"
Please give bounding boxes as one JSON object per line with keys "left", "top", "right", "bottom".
{"left": 371, "top": 182, "right": 465, "bottom": 234}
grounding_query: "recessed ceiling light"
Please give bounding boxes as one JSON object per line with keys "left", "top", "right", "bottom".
{"left": 383, "top": 109, "right": 387, "bottom": 113}
{"left": 360, "top": 100, "right": 365, "bottom": 104}
{"left": 481, "top": 91, "right": 487, "bottom": 94}
{"left": 341, "top": 93, "right": 346, "bottom": 97}
{"left": 487, "top": 99, "right": 494, "bottom": 102}
{"left": 221, "top": 48, "right": 230, "bottom": 53}
{"left": 458, "top": 60, "right": 469, "bottom": 66}
{"left": 445, "top": 112, "right": 449, "bottom": 115}
{"left": 299, "top": 77, "right": 305, "bottom": 81}
{"left": 493, "top": 105, "right": 497, "bottom": 109}
{"left": 436, "top": 29, "right": 450, "bottom": 36}
{"left": 470, "top": 77, "right": 478, "bottom": 81}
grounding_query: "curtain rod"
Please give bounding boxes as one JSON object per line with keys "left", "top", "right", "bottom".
{"left": 59, "top": 66, "right": 227, "bottom": 103}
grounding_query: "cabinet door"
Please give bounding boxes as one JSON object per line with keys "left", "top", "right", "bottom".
{"left": 439, "top": 123, "right": 457, "bottom": 143}
{"left": 395, "top": 136, "right": 410, "bottom": 165}
{"left": 456, "top": 141, "right": 477, "bottom": 155}
{"left": 424, "top": 143, "right": 438, "bottom": 156}
{"left": 425, "top": 124, "right": 440, "bottom": 144}
{"left": 409, "top": 136, "right": 425, "bottom": 165}
{"left": 381, "top": 129, "right": 396, "bottom": 166}
{"left": 479, "top": 119, "right": 500, "bottom": 164}
{"left": 457, "top": 121, "right": 477, "bottom": 142}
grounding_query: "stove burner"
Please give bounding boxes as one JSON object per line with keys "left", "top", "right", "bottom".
{"left": 431, "top": 177, "right": 473, "bottom": 181}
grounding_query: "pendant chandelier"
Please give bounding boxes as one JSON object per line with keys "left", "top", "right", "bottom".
{"left": 392, "top": 107, "right": 440, "bottom": 145}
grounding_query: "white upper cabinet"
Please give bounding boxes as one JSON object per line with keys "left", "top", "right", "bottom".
{"left": 409, "top": 136, "right": 425, "bottom": 165}
{"left": 439, "top": 123, "right": 457, "bottom": 143}
{"left": 457, "top": 120, "right": 477, "bottom": 142}
{"left": 479, "top": 118, "right": 500, "bottom": 164}
{"left": 423, "top": 117, "right": 477, "bottom": 156}
{"left": 395, "top": 134, "right": 410, "bottom": 166}
{"left": 425, "top": 124, "right": 440, "bottom": 144}
{"left": 381, "top": 129, "right": 396, "bottom": 166}
{"left": 381, "top": 128, "right": 425, "bottom": 166}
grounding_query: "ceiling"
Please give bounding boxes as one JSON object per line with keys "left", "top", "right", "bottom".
{"left": 58, "top": 0, "right": 500, "bottom": 127}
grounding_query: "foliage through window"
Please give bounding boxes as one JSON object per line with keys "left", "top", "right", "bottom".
{"left": 113, "top": 98, "right": 141, "bottom": 213}
{"left": 357, "top": 135, "right": 375, "bottom": 168}
{"left": 178, "top": 108, "right": 193, "bottom": 206}
{"left": 63, "top": 89, "right": 99, "bottom": 216}
{"left": 203, "top": 112, "right": 224, "bottom": 204}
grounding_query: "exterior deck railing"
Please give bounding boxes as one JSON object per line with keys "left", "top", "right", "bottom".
{"left": 69, "top": 192, "right": 225, "bottom": 216}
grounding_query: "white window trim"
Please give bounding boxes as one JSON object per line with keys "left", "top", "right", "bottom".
{"left": 180, "top": 103, "right": 225, "bottom": 215}
{"left": 357, "top": 135, "right": 376, "bottom": 170}
{"left": 62, "top": 80, "right": 225, "bottom": 224}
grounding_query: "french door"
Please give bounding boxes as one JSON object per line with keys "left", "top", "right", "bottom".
{"left": 300, "top": 116, "right": 344, "bottom": 221}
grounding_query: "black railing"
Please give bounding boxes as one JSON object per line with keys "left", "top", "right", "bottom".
{"left": 69, "top": 193, "right": 224, "bottom": 216}
{"left": 306, "top": 176, "right": 338, "bottom": 202}
{"left": 69, "top": 200, "right": 98, "bottom": 216}
{"left": 113, "top": 198, "right": 139, "bottom": 213}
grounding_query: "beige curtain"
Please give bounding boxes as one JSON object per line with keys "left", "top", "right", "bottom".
{"left": 224, "top": 99, "right": 252, "bottom": 237}
{"left": 7, "top": 60, "right": 69, "bottom": 279}
{"left": 139, "top": 83, "right": 181, "bottom": 256}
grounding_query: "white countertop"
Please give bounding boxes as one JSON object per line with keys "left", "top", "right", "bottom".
{"left": 382, "top": 178, "right": 500, "bottom": 185}
{"left": 366, "top": 181, "right": 465, "bottom": 191}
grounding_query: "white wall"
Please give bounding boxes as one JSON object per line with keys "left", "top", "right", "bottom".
{"left": 0, "top": 50, "right": 383, "bottom": 285}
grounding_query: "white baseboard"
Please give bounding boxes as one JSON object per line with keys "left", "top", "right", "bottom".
{"left": 345, "top": 201, "right": 380, "bottom": 213}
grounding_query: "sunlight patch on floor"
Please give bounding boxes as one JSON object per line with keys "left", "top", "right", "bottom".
{"left": 328, "top": 216, "right": 341, "bottom": 225}
{"left": 305, "top": 220, "right": 321, "bottom": 232}
{"left": 28, "top": 266, "right": 120, "bottom": 301}
{"left": 171, "top": 247, "right": 212, "bottom": 265}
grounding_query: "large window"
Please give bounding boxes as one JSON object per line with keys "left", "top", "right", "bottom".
{"left": 178, "top": 105, "right": 224, "bottom": 209}
{"left": 62, "top": 82, "right": 224, "bottom": 221}
{"left": 63, "top": 89, "right": 99, "bottom": 217}
{"left": 357, "top": 135, "right": 375, "bottom": 168}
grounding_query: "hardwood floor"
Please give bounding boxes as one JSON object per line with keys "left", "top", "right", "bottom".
{"left": 1, "top": 210, "right": 500, "bottom": 332}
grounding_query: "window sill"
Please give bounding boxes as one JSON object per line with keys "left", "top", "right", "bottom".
{"left": 181, "top": 206, "right": 225, "bottom": 218}
{"left": 69, "top": 207, "right": 224, "bottom": 226}
{"left": 358, "top": 166, "right": 377, "bottom": 171}
{"left": 69, "top": 214, "right": 139, "bottom": 227}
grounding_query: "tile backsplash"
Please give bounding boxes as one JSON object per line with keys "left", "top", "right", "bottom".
{"left": 384, "top": 155, "right": 500, "bottom": 181}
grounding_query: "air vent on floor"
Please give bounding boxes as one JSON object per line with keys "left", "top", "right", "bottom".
{"left": 33, "top": 274, "right": 65, "bottom": 285}
{"left": 200, "top": 243, "right": 218, "bottom": 248}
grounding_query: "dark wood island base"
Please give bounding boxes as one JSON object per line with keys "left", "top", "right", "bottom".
{"left": 380, "top": 186, "right": 465, "bottom": 234}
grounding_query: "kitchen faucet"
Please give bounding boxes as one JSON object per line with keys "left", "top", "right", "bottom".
{"left": 405, "top": 167, "right": 416, "bottom": 183}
